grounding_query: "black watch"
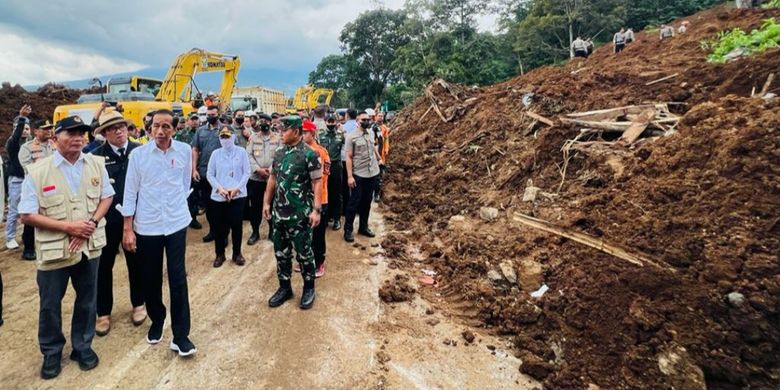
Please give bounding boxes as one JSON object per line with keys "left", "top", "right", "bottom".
{"left": 89, "top": 217, "right": 99, "bottom": 226}
{"left": 313, "top": 207, "right": 322, "bottom": 214}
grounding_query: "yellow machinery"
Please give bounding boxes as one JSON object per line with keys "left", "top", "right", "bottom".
{"left": 53, "top": 48, "right": 240, "bottom": 127}
{"left": 287, "top": 86, "right": 334, "bottom": 113}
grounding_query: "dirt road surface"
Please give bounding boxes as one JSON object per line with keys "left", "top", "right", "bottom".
{"left": 0, "top": 208, "right": 535, "bottom": 389}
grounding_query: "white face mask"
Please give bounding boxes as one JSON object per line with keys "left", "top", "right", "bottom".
{"left": 220, "top": 136, "right": 234, "bottom": 150}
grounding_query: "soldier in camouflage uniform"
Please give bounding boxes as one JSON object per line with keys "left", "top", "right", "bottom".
{"left": 263, "top": 116, "right": 323, "bottom": 310}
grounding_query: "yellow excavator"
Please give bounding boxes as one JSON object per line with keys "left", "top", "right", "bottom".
{"left": 53, "top": 48, "right": 240, "bottom": 127}
{"left": 286, "top": 86, "right": 334, "bottom": 114}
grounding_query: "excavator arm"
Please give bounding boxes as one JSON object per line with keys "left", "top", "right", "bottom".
{"left": 157, "top": 48, "right": 240, "bottom": 112}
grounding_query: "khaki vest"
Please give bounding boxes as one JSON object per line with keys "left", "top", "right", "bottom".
{"left": 27, "top": 155, "right": 108, "bottom": 271}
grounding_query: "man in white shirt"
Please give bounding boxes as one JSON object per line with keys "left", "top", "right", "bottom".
{"left": 121, "top": 109, "right": 197, "bottom": 357}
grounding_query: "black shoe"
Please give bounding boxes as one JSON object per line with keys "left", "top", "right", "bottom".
{"left": 22, "top": 250, "right": 36, "bottom": 261}
{"left": 170, "top": 337, "right": 197, "bottom": 357}
{"left": 146, "top": 322, "right": 164, "bottom": 344}
{"left": 358, "top": 228, "right": 376, "bottom": 238}
{"left": 0, "top": 317, "right": 3, "bottom": 327}
{"left": 373, "top": 195, "right": 381, "bottom": 203}
{"left": 344, "top": 231, "right": 354, "bottom": 242}
{"left": 202, "top": 232, "right": 215, "bottom": 243}
{"left": 247, "top": 232, "right": 260, "bottom": 246}
{"left": 332, "top": 220, "right": 342, "bottom": 231}
{"left": 300, "top": 288, "right": 315, "bottom": 310}
{"left": 41, "top": 354, "right": 61, "bottom": 379}
{"left": 268, "top": 287, "right": 294, "bottom": 308}
{"left": 69, "top": 348, "right": 99, "bottom": 371}
{"left": 189, "top": 219, "right": 202, "bottom": 229}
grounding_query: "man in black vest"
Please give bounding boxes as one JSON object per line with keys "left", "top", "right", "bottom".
{"left": 90, "top": 111, "right": 146, "bottom": 336}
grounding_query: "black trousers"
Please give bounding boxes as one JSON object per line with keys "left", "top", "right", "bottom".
{"left": 212, "top": 198, "right": 246, "bottom": 257}
{"left": 187, "top": 181, "right": 198, "bottom": 219}
{"left": 313, "top": 204, "right": 329, "bottom": 267}
{"left": 247, "top": 180, "right": 272, "bottom": 234}
{"left": 327, "top": 162, "right": 342, "bottom": 221}
{"left": 136, "top": 228, "right": 190, "bottom": 341}
{"left": 574, "top": 50, "right": 588, "bottom": 58}
{"left": 37, "top": 255, "right": 99, "bottom": 357}
{"left": 23, "top": 224, "right": 34, "bottom": 252}
{"left": 615, "top": 43, "right": 625, "bottom": 53}
{"left": 375, "top": 165, "right": 386, "bottom": 199}
{"left": 198, "top": 179, "right": 216, "bottom": 234}
{"left": 345, "top": 175, "right": 378, "bottom": 233}
{"left": 96, "top": 219, "right": 144, "bottom": 316}
{"left": 340, "top": 161, "right": 350, "bottom": 217}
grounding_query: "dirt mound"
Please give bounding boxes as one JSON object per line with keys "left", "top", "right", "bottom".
{"left": 0, "top": 82, "right": 94, "bottom": 150}
{"left": 384, "top": 5, "right": 780, "bottom": 389}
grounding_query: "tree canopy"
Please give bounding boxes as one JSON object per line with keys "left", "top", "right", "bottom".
{"left": 309, "top": 0, "right": 727, "bottom": 110}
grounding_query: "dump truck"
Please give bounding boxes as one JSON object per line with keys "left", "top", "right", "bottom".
{"left": 231, "top": 86, "right": 287, "bottom": 114}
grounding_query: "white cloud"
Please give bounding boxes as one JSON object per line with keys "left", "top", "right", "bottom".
{"left": 0, "top": 24, "right": 144, "bottom": 85}
{"left": 0, "top": 0, "right": 499, "bottom": 85}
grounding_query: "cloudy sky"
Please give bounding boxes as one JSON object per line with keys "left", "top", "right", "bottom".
{"left": 0, "top": 0, "right": 498, "bottom": 85}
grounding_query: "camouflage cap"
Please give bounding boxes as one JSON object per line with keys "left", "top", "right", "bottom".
{"left": 281, "top": 115, "right": 302, "bottom": 130}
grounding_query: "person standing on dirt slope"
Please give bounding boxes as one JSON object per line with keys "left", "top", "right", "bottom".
{"left": 660, "top": 24, "right": 675, "bottom": 40}
{"left": 263, "top": 115, "right": 322, "bottom": 309}
{"left": 19, "top": 117, "right": 56, "bottom": 261}
{"left": 319, "top": 114, "right": 345, "bottom": 230}
{"left": 122, "top": 109, "right": 197, "bottom": 357}
{"left": 6, "top": 104, "right": 33, "bottom": 252}
{"left": 192, "top": 105, "right": 227, "bottom": 243}
{"left": 571, "top": 36, "right": 589, "bottom": 58}
{"left": 340, "top": 108, "right": 358, "bottom": 218}
{"left": 300, "top": 120, "right": 330, "bottom": 278}
{"left": 206, "top": 126, "right": 251, "bottom": 268}
{"left": 343, "top": 111, "right": 383, "bottom": 243}
{"left": 19, "top": 115, "right": 115, "bottom": 379}
{"left": 90, "top": 110, "right": 146, "bottom": 337}
{"left": 246, "top": 113, "right": 279, "bottom": 245}
{"left": 613, "top": 28, "right": 626, "bottom": 53}
{"left": 625, "top": 28, "right": 635, "bottom": 44}
{"left": 678, "top": 21, "right": 690, "bottom": 34}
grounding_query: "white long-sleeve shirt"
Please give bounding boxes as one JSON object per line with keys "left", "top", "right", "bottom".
{"left": 206, "top": 146, "right": 251, "bottom": 202}
{"left": 122, "top": 140, "right": 192, "bottom": 236}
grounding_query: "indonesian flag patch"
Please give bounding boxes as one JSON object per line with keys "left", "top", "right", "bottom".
{"left": 42, "top": 185, "right": 57, "bottom": 197}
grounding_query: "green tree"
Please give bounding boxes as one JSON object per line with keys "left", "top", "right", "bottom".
{"left": 339, "top": 9, "right": 410, "bottom": 105}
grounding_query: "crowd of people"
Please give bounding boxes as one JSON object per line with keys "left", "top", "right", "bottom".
{"left": 571, "top": 20, "right": 693, "bottom": 59}
{"left": 0, "top": 101, "right": 391, "bottom": 379}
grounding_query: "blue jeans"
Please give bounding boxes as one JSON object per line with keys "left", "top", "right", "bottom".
{"left": 6, "top": 177, "right": 23, "bottom": 241}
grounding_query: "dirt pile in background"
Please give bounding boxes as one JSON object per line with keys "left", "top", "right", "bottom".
{"left": 383, "top": 5, "right": 780, "bottom": 389}
{"left": 0, "top": 82, "right": 94, "bottom": 149}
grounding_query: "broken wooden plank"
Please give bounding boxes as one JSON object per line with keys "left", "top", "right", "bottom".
{"left": 645, "top": 73, "right": 679, "bottom": 86}
{"left": 619, "top": 109, "right": 656, "bottom": 144}
{"left": 565, "top": 104, "right": 657, "bottom": 122}
{"left": 526, "top": 111, "right": 555, "bottom": 127}
{"left": 560, "top": 118, "right": 632, "bottom": 131}
{"left": 512, "top": 213, "right": 675, "bottom": 272}
{"left": 571, "top": 66, "right": 590, "bottom": 75}
{"left": 759, "top": 73, "right": 775, "bottom": 97}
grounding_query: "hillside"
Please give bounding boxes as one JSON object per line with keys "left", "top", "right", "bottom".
{"left": 383, "top": 5, "right": 780, "bottom": 389}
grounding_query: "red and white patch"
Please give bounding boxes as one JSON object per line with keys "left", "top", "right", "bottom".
{"left": 42, "top": 185, "right": 57, "bottom": 196}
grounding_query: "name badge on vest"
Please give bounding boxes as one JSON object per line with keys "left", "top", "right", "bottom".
{"left": 91, "top": 176, "right": 100, "bottom": 187}
{"left": 43, "top": 185, "right": 58, "bottom": 197}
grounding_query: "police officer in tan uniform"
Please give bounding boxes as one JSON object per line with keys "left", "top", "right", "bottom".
{"left": 18, "top": 118, "right": 56, "bottom": 260}
{"left": 19, "top": 115, "right": 114, "bottom": 379}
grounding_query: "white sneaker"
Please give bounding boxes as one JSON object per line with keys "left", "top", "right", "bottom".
{"left": 6, "top": 239, "right": 19, "bottom": 250}
{"left": 170, "top": 339, "right": 197, "bottom": 357}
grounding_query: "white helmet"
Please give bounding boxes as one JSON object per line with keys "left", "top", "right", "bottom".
{"left": 197, "top": 106, "right": 208, "bottom": 115}
{"left": 365, "top": 108, "right": 376, "bottom": 116}
{"left": 246, "top": 110, "right": 256, "bottom": 118}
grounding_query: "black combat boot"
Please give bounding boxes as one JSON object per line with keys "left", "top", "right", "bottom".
{"left": 268, "top": 281, "right": 294, "bottom": 308}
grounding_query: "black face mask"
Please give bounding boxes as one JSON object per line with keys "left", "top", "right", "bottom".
{"left": 359, "top": 121, "right": 370, "bottom": 129}
{"left": 235, "top": 117, "right": 244, "bottom": 125}
{"left": 326, "top": 124, "right": 336, "bottom": 131}
{"left": 259, "top": 123, "right": 270, "bottom": 131}
{"left": 207, "top": 116, "right": 218, "bottom": 125}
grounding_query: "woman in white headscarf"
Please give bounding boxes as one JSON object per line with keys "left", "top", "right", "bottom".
{"left": 206, "top": 126, "right": 251, "bottom": 268}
